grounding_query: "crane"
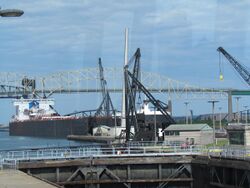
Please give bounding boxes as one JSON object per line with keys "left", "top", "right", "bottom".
{"left": 95, "top": 58, "right": 115, "bottom": 117}
{"left": 124, "top": 48, "right": 141, "bottom": 139}
{"left": 124, "top": 48, "right": 176, "bottom": 141}
{"left": 217, "top": 47, "right": 250, "bottom": 86}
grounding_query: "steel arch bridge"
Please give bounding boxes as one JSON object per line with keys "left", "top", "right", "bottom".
{"left": 0, "top": 67, "right": 227, "bottom": 99}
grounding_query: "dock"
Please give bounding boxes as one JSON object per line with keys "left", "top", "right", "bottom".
{"left": 67, "top": 135, "right": 116, "bottom": 143}
{"left": 1, "top": 144, "right": 250, "bottom": 187}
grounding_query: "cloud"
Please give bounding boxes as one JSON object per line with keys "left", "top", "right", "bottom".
{"left": 1, "top": 0, "right": 250, "bottom": 123}
{"left": 0, "top": 0, "right": 249, "bottom": 89}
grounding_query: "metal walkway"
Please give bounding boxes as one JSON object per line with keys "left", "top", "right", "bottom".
{"left": 1, "top": 144, "right": 250, "bottom": 169}
{"left": 0, "top": 145, "right": 201, "bottom": 169}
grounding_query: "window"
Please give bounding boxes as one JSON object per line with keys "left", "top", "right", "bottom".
{"left": 165, "top": 131, "right": 179, "bottom": 136}
{"left": 174, "top": 131, "right": 180, "bottom": 136}
{"left": 228, "top": 131, "right": 244, "bottom": 145}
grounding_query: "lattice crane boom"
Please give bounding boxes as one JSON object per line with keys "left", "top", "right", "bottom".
{"left": 127, "top": 71, "right": 176, "bottom": 125}
{"left": 95, "top": 58, "right": 115, "bottom": 117}
{"left": 124, "top": 48, "right": 176, "bottom": 141}
{"left": 217, "top": 47, "right": 250, "bottom": 86}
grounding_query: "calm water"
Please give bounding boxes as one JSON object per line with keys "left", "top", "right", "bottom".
{"left": 0, "top": 131, "right": 93, "bottom": 151}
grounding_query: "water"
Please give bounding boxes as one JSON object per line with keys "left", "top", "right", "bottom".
{"left": 0, "top": 131, "right": 93, "bottom": 151}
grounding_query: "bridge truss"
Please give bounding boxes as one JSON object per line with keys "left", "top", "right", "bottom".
{"left": 0, "top": 67, "right": 227, "bottom": 99}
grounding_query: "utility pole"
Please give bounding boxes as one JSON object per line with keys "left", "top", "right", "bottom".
{"left": 190, "top": 109, "right": 193, "bottom": 124}
{"left": 235, "top": 97, "right": 241, "bottom": 124}
{"left": 208, "top": 100, "right": 219, "bottom": 145}
{"left": 114, "top": 109, "right": 117, "bottom": 137}
{"left": 244, "top": 105, "right": 248, "bottom": 125}
{"left": 154, "top": 107, "right": 157, "bottom": 142}
{"left": 218, "top": 107, "right": 222, "bottom": 130}
{"left": 184, "top": 102, "right": 189, "bottom": 124}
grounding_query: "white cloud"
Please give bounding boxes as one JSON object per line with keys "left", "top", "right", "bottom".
{"left": 0, "top": 0, "right": 250, "bottom": 89}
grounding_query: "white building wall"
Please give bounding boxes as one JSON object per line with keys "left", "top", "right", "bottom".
{"left": 244, "top": 130, "right": 250, "bottom": 146}
{"left": 200, "top": 131, "right": 213, "bottom": 145}
{"left": 164, "top": 130, "right": 213, "bottom": 145}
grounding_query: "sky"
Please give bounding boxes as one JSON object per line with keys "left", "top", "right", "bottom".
{"left": 1, "top": 0, "right": 250, "bottom": 123}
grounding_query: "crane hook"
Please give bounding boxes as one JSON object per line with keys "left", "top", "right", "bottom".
{"left": 219, "top": 51, "right": 224, "bottom": 81}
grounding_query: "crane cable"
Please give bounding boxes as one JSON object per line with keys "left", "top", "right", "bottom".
{"left": 219, "top": 51, "right": 224, "bottom": 81}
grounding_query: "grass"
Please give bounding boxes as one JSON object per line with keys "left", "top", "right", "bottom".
{"left": 206, "top": 138, "right": 229, "bottom": 147}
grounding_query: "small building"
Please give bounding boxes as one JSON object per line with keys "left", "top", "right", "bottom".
{"left": 93, "top": 125, "right": 133, "bottom": 138}
{"left": 164, "top": 124, "right": 213, "bottom": 145}
{"left": 93, "top": 125, "right": 111, "bottom": 136}
{"left": 226, "top": 123, "right": 249, "bottom": 146}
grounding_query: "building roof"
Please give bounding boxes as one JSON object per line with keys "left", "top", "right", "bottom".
{"left": 226, "top": 124, "right": 250, "bottom": 131}
{"left": 164, "top": 124, "right": 212, "bottom": 131}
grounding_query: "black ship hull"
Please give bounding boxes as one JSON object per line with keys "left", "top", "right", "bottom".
{"left": 9, "top": 118, "right": 89, "bottom": 138}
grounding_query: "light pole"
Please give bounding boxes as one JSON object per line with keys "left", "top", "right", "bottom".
{"left": 218, "top": 107, "right": 222, "bottom": 130}
{"left": 208, "top": 100, "right": 219, "bottom": 145}
{"left": 184, "top": 102, "right": 189, "bottom": 124}
{"left": 0, "top": 7, "right": 24, "bottom": 17}
{"left": 189, "top": 109, "right": 193, "bottom": 124}
{"left": 244, "top": 105, "right": 248, "bottom": 125}
{"left": 235, "top": 97, "right": 241, "bottom": 124}
{"left": 154, "top": 107, "right": 157, "bottom": 142}
{"left": 114, "top": 109, "right": 117, "bottom": 138}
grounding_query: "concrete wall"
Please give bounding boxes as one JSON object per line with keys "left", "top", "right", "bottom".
{"left": 192, "top": 156, "right": 250, "bottom": 188}
{"left": 20, "top": 156, "right": 193, "bottom": 188}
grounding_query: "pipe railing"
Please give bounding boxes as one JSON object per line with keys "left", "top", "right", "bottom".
{"left": 0, "top": 145, "right": 201, "bottom": 161}
{"left": 1, "top": 144, "right": 250, "bottom": 169}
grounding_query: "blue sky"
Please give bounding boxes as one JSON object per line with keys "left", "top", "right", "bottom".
{"left": 1, "top": 0, "right": 250, "bottom": 123}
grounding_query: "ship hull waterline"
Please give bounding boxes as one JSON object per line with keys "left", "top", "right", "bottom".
{"left": 9, "top": 118, "right": 89, "bottom": 138}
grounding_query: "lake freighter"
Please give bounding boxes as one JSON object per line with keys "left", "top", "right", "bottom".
{"left": 9, "top": 98, "right": 89, "bottom": 138}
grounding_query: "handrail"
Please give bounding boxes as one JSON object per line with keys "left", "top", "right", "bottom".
{"left": 0, "top": 145, "right": 200, "bottom": 162}
{"left": 1, "top": 145, "right": 250, "bottom": 170}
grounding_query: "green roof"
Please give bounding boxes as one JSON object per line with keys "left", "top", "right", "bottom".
{"left": 164, "top": 124, "right": 212, "bottom": 131}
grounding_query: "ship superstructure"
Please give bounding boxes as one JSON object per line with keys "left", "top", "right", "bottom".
{"left": 12, "top": 98, "right": 57, "bottom": 121}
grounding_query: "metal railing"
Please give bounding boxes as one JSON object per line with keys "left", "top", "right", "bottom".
{"left": 1, "top": 144, "right": 250, "bottom": 169}
{"left": 0, "top": 145, "right": 201, "bottom": 169}
{"left": 205, "top": 147, "right": 250, "bottom": 160}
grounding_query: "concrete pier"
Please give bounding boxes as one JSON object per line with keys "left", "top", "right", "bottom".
{"left": 0, "top": 170, "right": 57, "bottom": 188}
{"left": 67, "top": 135, "right": 115, "bottom": 143}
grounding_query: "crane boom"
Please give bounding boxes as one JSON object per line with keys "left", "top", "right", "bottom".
{"left": 217, "top": 47, "right": 250, "bottom": 86}
{"left": 98, "top": 58, "right": 106, "bottom": 102}
{"left": 95, "top": 58, "right": 115, "bottom": 116}
{"left": 124, "top": 48, "right": 176, "bottom": 141}
{"left": 124, "top": 48, "right": 141, "bottom": 139}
